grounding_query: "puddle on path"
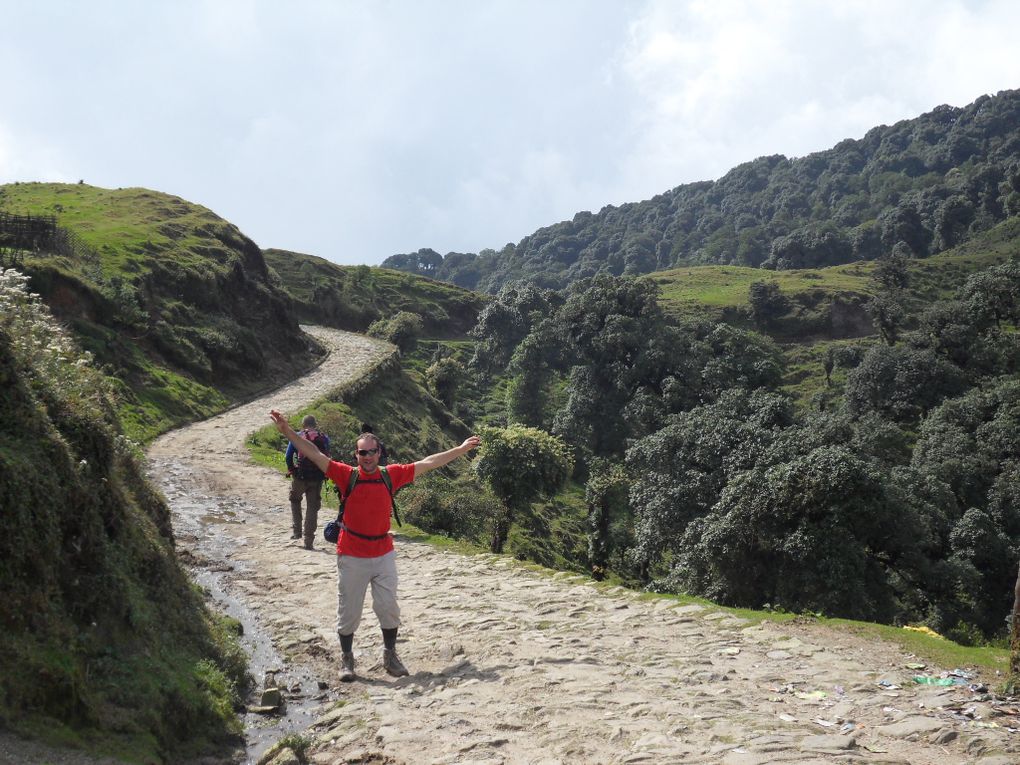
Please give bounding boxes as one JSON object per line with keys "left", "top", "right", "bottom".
{"left": 151, "top": 459, "right": 337, "bottom": 765}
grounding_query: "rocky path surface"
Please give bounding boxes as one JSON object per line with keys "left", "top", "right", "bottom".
{"left": 147, "top": 327, "right": 1019, "bottom": 765}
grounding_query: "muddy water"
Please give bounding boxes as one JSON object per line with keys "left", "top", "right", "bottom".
{"left": 153, "top": 459, "right": 336, "bottom": 765}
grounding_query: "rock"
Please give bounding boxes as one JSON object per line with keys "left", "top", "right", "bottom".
{"left": 248, "top": 705, "right": 282, "bottom": 715}
{"left": 260, "top": 687, "right": 284, "bottom": 708}
{"left": 875, "top": 716, "right": 946, "bottom": 739}
{"left": 932, "top": 729, "right": 959, "bottom": 744}
{"left": 314, "top": 704, "right": 349, "bottom": 729}
{"left": 264, "top": 747, "right": 300, "bottom": 765}
{"left": 799, "top": 733, "right": 857, "bottom": 751}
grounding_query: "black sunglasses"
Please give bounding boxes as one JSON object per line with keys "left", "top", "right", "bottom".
{"left": 356, "top": 448, "right": 379, "bottom": 456}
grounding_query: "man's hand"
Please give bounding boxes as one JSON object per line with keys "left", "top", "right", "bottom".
{"left": 461, "top": 435, "right": 482, "bottom": 452}
{"left": 269, "top": 409, "right": 289, "bottom": 433}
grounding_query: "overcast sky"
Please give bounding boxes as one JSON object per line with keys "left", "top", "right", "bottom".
{"left": 2, "top": 1, "right": 1019, "bottom": 265}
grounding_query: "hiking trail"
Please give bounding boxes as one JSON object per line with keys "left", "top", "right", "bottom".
{"left": 145, "top": 326, "right": 1018, "bottom": 765}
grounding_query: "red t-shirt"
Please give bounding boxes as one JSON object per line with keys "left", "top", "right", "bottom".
{"left": 325, "top": 461, "right": 414, "bottom": 557}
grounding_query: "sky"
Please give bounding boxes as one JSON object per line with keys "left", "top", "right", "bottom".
{"left": 2, "top": 1, "right": 1019, "bottom": 266}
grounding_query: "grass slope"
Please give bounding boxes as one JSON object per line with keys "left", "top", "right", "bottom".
{"left": 652, "top": 219, "right": 1018, "bottom": 324}
{"left": 0, "top": 183, "right": 322, "bottom": 443}
{"left": 650, "top": 218, "right": 1020, "bottom": 410}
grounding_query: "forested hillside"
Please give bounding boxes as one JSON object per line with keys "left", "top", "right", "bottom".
{"left": 460, "top": 220, "right": 1019, "bottom": 643}
{"left": 383, "top": 88, "right": 1020, "bottom": 292}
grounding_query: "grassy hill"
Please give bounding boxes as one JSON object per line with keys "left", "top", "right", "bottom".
{"left": 652, "top": 217, "right": 1020, "bottom": 324}
{"left": 0, "top": 183, "right": 322, "bottom": 442}
{"left": 264, "top": 247, "right": 484, "bottom": 337}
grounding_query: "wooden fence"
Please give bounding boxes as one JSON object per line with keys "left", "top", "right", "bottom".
{"left": 0, "top": 212, "right": 100, "bottom": 268}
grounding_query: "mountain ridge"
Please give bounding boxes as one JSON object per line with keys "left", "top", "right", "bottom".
{"left": 383, "top": 87, "right": 1020, "bottom": 292}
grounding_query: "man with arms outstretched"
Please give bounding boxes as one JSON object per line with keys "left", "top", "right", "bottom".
{"left": 270, "top": 410, "right": 480, "bottom": 681}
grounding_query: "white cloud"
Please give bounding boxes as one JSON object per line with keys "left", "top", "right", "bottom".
{"left": 0, "top": 124, "right": 73, "bottom": 186}
{"left": 614, "top": 0, "right": 1020, "bottom": 201}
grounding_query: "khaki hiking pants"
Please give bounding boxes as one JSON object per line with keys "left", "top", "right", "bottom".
{"left": 336, "top": 550, "right": 401, "bottom": 636}
{"left": 289, "top": 476, "right": 322, "bottom": 544}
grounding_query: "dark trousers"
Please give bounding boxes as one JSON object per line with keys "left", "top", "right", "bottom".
{"left": 289, "top": 477, "right": 323, "bottom": 544}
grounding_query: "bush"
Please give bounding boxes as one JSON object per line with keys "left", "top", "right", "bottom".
{"left": 368, "top": 311, "right": 424, "bottom": 354}
{"left": 400, "top": 478, "right": 496, "bottom": 541}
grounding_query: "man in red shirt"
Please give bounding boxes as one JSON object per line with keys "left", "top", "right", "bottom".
{"left": 270, "top": 409, "right": 480, "bottom": 681}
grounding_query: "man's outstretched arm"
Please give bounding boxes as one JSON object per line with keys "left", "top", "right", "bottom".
{"left": 270, "top": 410, "right": 331, "bottom": 475}
{"left": 413, "top": 436, "right": 481, "bottom": 477}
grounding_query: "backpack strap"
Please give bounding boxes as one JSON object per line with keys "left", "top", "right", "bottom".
{"left": 379, "top": 466, "right": 402, "bottom": 527}
{"left": 331, "top": 467, "right": 402, "bottom": 537}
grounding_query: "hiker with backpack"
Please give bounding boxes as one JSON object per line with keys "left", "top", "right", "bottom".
{"left": 285, "top": 414, "right": 331, "bottom": 549}
{"left": 269, "top": 409, "right": 480, "bottom": 680}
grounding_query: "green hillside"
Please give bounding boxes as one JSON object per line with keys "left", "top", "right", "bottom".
{"left": 0, "top": 183, "right": 322, "bottom": 442}
{"left": 264, "top": 247, "right": 484, "bottom": 336}
{"left": 0, "top": 273, "right": 245, "bottom": 762}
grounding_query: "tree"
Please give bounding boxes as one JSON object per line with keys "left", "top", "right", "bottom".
{"left": 474, "top": 425, "right": 573, "bottom": 553}
{"left": 865, "top": 292, "right": 906, "bottom": 346}
{"left": 912, "top": 377, "right": 1020, "bottom": 511}
{"left": 960, "top": 262, "right": 1020, "bottom": 328}
{"left": 426, "top": 357, "right": 463, "bottom": 409}
{"left": 879, "top": 201, "right": 929, "bottom": 257}
{"left": 748, "top": 281, "right": 790, "bottom": 328}
{"left": 912, "top": 299, "right": 992, "bottom": 371}
{"left": 548, "top": 275, "right": 665, "bottom": 456}
{"left": 469, "top": 281, "right": 558, "bottom": 372}
{"left": 844, "top": 344, "right": 966, "bottom": 422}
{"left": 626, "top": 389, "right": 794, "bottom": 579}
{"left": 910, "top": 378, "right": 1020, "bottom": 638}
{"left": 872, "top": 247, "right": 911, "bottom": 292}
{"left": 367, "top": 311, "right": 423, "bottom": 354}
{"left": 505, "top": 319, "right": 563, "bottom": 428}
{"left": 672, "top": 446, "right": 923, "bottom": 622}
{"left": 584, "top": 460, "right": 630, "bottom": 580}
{"left": 933, "top": 195, "right": 974, "bottom": 251}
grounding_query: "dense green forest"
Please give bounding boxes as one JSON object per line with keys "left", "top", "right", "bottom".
{"left": 383, "top": 88, "right": 1020, "bottom": 293}
{"left": 452, "top": 228, "right": 1020, "bottom": 643}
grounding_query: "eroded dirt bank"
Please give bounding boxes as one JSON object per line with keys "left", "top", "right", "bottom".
{"left": 145, "top": 326, "right": 1018, "bottom": 765}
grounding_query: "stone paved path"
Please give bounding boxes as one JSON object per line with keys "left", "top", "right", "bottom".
{"left": 148, "top": 327, "right": 1020, "bottom": 765}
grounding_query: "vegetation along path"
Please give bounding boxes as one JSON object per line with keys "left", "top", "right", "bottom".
{"left": 147, "top": 327, "right": 1018, "bottom": 765}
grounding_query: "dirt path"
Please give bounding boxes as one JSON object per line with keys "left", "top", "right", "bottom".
{"left": 147, "top": 326, "right": 1018, "bottom": 765}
